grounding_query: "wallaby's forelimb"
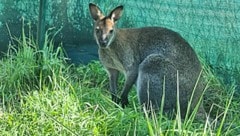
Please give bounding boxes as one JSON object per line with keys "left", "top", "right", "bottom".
{"left": 107, "top": 68, "right": 120, "bottom": 103}
{"left": 120, "top": 70, "right": 138, "bottom": 107}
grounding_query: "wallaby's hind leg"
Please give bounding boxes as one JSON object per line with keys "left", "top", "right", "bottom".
{"left": 137, "top": 54, "right": 177, "bottom": 114}
{"left": 137, "top": 54, "right": 207, "bottom": 120}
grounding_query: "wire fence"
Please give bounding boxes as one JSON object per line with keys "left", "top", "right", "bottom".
{"left": 88, "top": 0, "right": 240, "bottom": 88}
{"left": 0, "top": 0, "right": 239, "bottom": 88}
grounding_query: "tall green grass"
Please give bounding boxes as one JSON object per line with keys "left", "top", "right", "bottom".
{"left": 0, "top": 33, "right": 239, "bottom": 135}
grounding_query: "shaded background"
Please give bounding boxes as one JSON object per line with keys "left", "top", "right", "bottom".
{"left": 0, "top": 0, "right": 239, "bottom": 89}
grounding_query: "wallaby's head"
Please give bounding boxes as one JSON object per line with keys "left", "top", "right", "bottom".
{"left": 89, "top": 3, "right": 123, "bottom": 48}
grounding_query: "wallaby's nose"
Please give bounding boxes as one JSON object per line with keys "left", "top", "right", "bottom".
{"left": 99, "top": 38, "right": 108, "bottom": 47}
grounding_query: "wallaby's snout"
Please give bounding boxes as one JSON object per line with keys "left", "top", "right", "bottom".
{"left": 89, "top": 3, "right": 123, "bottom": 48}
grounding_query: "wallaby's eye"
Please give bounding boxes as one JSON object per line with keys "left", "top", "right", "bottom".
{"left": 109, "top": 29, "right": 114, "bottom": 34}
{"left": 95, "top": 27, "right": 100, "bottom": 33}
{"left": 95, "top": 29, "right": 100, "bottom": 33}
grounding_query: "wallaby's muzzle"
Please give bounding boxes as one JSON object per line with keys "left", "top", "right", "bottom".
{"left": 98, "top": 38, "right": 108, "bottom": 47}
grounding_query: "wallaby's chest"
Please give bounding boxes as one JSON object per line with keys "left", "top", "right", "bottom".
{"left": 99, "top": 49, "right": 125, "bottom": 72}
{"left": 98, "top": 48, "right": 136, "bottom": 73}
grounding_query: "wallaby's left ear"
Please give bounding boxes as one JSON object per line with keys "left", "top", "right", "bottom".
{"left": 89, "top": 3, "right": 104, "bottom": 21}
{"left": 109, "top": 5, "right": 124, "bottom": 22}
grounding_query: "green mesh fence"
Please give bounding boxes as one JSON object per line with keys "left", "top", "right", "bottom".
{"left": 0, "top": 0, "right": 239, "bottom": 88}
{"left": 79, "top": 0, "right": 240, "bottom": 88}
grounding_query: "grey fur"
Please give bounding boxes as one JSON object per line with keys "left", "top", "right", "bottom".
{"left": 89, "top": 3, "right": 206, "bottom": 119}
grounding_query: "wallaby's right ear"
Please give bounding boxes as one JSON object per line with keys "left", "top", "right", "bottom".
{"left": 89, "top": 3, "right": 104, "bottom": 21}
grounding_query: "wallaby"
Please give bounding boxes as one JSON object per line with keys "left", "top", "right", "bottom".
{"left": 89, "top": 3, "right": 206, "bottom": 119}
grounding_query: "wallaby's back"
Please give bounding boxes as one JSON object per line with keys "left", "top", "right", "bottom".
{"left": 100, "top": 27, "right": 201, "bottom": 73}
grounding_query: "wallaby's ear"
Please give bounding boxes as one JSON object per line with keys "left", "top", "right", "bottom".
{"left": 89, "top": 3, "right": 104, "bottom": 21}
{"left": 109, "top": 5, "right": 124, "bottom": 22}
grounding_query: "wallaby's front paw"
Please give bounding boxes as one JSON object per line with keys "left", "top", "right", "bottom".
{"left": 121, "top": 97, "right": 129, "bottom": 108}
{"left": 112, "top": 96, "right": 121, "bottom": 104}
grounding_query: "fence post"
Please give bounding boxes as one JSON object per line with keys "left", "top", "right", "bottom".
{"left": 37, "top": 0, "right": 47, "bottom": 50}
